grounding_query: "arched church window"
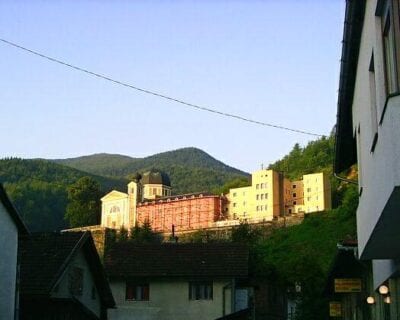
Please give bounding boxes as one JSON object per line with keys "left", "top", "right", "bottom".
{"left": 110, "top": 205, "right": 120, "bottom": 213}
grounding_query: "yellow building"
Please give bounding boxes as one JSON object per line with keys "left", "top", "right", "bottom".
{"left": 227, "top": 169, "right": 286, "bottom": 222}
{"left": 302, "top": 172, "right": 331, "bottom": 213}
{"left": 226, "top": 169, "right": 331, "bottom": 222}
{"left": 285, "top": 172, "right": 332, "bottom": 214}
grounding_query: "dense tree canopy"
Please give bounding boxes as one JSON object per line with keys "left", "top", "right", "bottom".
{"left": 55, "top": 148, "right": 249, "bottom": 195}
{"left": 65, "top": 176, "right": 102, "bottom": 228}
{"left": 0, "top": 158, "right": 125, "bottom": 231}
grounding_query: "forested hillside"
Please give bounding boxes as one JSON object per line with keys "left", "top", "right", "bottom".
{"left": 268, "top": 135, "right": 334, "bottom": 180}
{"left": 268, "top": 135, "right": 349, "bottom": 207}
{"left": 249, "top": 135, "right": 357, "bottom": 319}
{"left": 254, "top": 187, "right": 358, "bottom": 319}
{"left": 0, "top": 148, "right": 249, "bottom": 231}
{"left": 0, "top": 158, "right": 126, "bottom": 231}
{"left": 55, "top": 147, "right": 249, "bottom": 195}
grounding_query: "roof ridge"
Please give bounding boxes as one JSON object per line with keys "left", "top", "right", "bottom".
{"left": 49, "top": 231, "right": 89, "bottom": 292}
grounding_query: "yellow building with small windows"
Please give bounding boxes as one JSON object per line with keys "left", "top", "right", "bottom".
{"left": 226, "top": 169, "right": 331, "bottom": 222}
{"left": 302, "top": 172, "right": 332, "bottom": 213}
{"left": 227, "top": 169, "right": 286, "bottom": 222}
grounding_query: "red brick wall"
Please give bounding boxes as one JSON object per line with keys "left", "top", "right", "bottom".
{"left": 137, "top": 196, "right": 225, "bottom": 233}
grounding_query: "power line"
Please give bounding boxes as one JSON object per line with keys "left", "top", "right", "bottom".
{"left": 0, "top": 38, "right": 324, "bottom": 137}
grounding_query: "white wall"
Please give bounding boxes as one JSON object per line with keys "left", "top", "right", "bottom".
{"left": 108, "top": 279, "right": 233, "bottom": 320}
{"left": 0, "top": 201, "right": 18, "bottom": 320}
{"left": 352, "top": 0, "right": 400, "bottom": 263}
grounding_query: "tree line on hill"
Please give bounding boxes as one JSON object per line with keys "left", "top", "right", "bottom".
{"left": 0, "top": 158, "right": 125, "bottom": 231}
{"left": 0, "top": 148, "right": 248, "bottom": 231}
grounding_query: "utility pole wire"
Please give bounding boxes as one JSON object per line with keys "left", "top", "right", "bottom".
{"left": 0, "top": 38, "right": 324, "bottom": 137}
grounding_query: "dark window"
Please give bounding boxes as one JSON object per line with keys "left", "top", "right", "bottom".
{"left": 293, "top": 193, "right": 297, "bottom": 198}
{"left": 68, "top": 267, "right": 84, "bottom": 296}
{"left": 383, "top": 9, "right": 398, "bottom": 93}
{"left": 189, "top": 282, "right": 213, "bottom": 300}
{"left": 377, "top": 0, "right": 400, "bottom": 95}
{"left": 126, "top": 282, "right": 150, "bottom": 301}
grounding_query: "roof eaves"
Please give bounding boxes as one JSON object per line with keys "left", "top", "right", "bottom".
{"left": 334, "top": 0, "right": 366, "bottom": 173}
{"left": 0, "top": 184, "right": 29, "bottom": 234}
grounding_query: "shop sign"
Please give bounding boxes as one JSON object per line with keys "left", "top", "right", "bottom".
{"left": 334, "top": 278, "right": 361, "bottom": 292}
{"left": 329, "top": 301, "right": 342, "bottom": 317}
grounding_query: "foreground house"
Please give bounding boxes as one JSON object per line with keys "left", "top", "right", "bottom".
{"left": 19, "top": 231, "right": 115, "bottom": 319}
{"left": 335, "top": 0, "right": 400, "bottom": 317}
{"left": 104, "top": 243, "right": 249, "bottom": 320}
{"left": 0, "top": 184, "right": 28, "bottom": 320}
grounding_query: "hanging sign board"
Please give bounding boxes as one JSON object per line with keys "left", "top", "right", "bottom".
{"left": 334, "top": 278, "right": 362, "bottom": 292}
{"left": 329, "top": 301, "right": 342, "bottom": 317}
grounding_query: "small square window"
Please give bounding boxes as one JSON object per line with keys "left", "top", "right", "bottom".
{"left": 126, "top": 282, "right": 149, "bottom": 301}
{"left": 189, "top": 282, "right": 213, "bottom": 300}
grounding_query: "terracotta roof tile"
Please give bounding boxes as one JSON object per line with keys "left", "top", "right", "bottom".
{"left": 105, "top": 243, "right": 248, "bottom": 278}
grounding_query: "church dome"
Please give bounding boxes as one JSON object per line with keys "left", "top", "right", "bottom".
{"left": 141, "top": 170, "right": 171, "bottom": 187}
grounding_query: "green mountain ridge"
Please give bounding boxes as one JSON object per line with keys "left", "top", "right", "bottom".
{"left": 0, "top": 148, "right": 249, "bottom": 231}
{"left": 54, "top": 147, "right": 247, "bottom": 177}
{"left": 53, "top": 147, "right": 249, "bottom": 195}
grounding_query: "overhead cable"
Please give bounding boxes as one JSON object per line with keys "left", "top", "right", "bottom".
{"left": 0, "top": 38, "right": 324, "bottom": 137}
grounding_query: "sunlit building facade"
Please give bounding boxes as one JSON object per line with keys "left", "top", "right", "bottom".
{"left": 226, "top": 169, "right": 331, "bottom": 223}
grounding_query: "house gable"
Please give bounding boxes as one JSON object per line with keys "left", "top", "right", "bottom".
{"left": 19, "top": 232, "right": 115, "bottom": 319}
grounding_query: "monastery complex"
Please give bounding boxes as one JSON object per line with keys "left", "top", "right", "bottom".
{"left": 100, "top": 168, "right": 331, "bottom": 234}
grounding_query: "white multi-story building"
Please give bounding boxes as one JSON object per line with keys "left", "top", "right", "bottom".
{"left": 0, "top": 184, "right": 28, "bottom": 320}
{"left": 335, "top": 0, "right": 400, "bottom": 317}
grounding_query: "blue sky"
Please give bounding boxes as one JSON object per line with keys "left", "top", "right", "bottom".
{"left": 0, "top": 1, "right": 345, "bottom": 172}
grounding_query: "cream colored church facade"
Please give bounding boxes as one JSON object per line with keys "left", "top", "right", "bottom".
{"left": 100, "top": 171, "right": 171, "bottom": 230}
